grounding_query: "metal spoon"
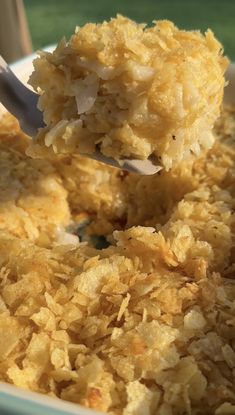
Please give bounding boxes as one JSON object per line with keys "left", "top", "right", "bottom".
{"left": 0, "top": 55, "right": 161, "bottom": 175}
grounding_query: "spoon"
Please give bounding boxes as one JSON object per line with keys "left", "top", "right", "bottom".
{"left": 0, "top": 55, "right": 161, "bottom": 175}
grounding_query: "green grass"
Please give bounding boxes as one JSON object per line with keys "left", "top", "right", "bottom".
{"left": 24, "top": 0, "right": 235, "bottom": 59}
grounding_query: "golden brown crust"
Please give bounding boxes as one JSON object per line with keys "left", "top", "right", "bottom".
{"left": 0, "top": 104, "right": 235, "bottom": 413}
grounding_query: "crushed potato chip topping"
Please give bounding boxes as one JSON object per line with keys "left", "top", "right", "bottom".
{"left": 0, "top": 105, "right": 235, "bottom": 414}
{"left": 28, "top": 16, "right": 228, "bottom": 170}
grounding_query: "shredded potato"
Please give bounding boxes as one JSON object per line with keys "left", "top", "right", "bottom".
{"left": 28, "top": 16, "right": 228, "bottom": 170}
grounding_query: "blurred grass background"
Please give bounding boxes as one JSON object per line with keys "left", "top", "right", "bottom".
{"left": 24, "top": 0, "right": 235, "bottom": 59}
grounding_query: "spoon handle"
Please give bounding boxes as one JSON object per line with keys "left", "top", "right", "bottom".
{"left": 0, "top": 55, "right": 44, "bottom": 135}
